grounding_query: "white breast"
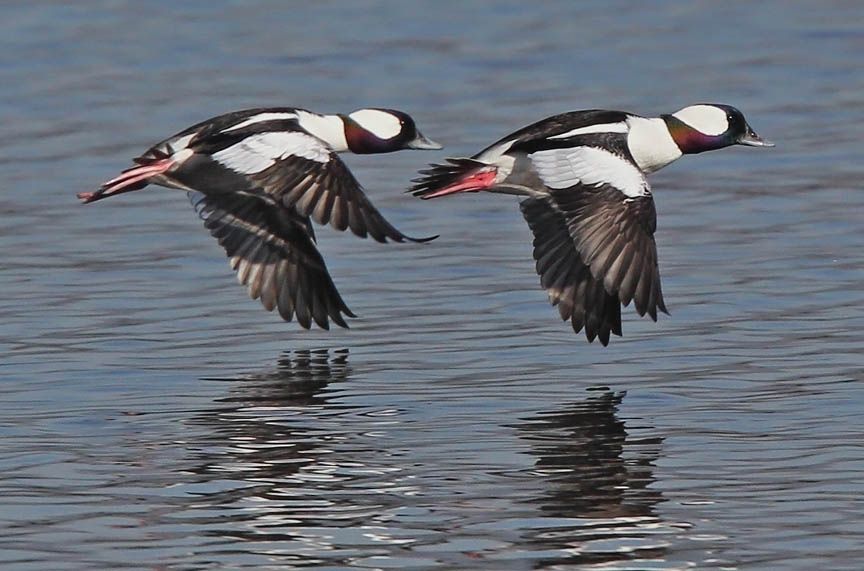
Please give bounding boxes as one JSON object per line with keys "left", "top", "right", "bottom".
{"left": 295, "top": 111, "right": 349, "bottom": 152}
{"left": 626, "top": 116, "right": 682, "bottom": 173}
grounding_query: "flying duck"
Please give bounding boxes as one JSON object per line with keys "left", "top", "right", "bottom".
{"left": 79, "top": 106, "right": 441, "bottom": 329}
{"left": 411, "top": 104, "right": 772, "bottom": 345}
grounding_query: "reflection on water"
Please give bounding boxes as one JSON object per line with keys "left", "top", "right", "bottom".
{"left": 183, "top": 369, "right": 678, "bottom": 569}
{"left": 518, "top": 390, "right": 660, "bottom": 517}
{"left": 512, "top": 389, "right": 674, "bottom": 569}
{"left": 202, "top": 348, "right": 351, "bottom": 405}
{"left": 186, "top": 349, "right": 423, "bottom": 564}
{"left": 192, "top": 348, "right": 355, "bottom": 497}
{"left": 4, "top": 1, "right": 864, "bottom": 569}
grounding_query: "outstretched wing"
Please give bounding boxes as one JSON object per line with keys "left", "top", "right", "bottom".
{"left": 250, "top": 147, "right": 434, "bottom": 243}
{"left": 520, "top": 187, "right": 666, "bottom": 345}
{"left": 519, "top": 144, "right": 667, "bottom": 344}
{"left": 189, "top": 191, "right": 355, "bottom": 329}
{"left": 520, "top": 197, "right": 622, "bottom": 345}
{"left": 191, "top": 128, "right": 434, "bottom": 244}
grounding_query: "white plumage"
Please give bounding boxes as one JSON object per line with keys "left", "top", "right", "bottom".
{"left": 529, "top": 146, "right": 648, "bottom": 197}
{"left": 213, "top": 131, "right": 331, "bottom": 174}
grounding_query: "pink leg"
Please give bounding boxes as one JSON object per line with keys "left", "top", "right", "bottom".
{"left": 421, "top": 168, "right": 498, "bottom": 199}
{"left": 78, "top": 158, "right": 174, "bottom": 204}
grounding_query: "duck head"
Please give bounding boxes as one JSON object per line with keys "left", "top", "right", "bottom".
{"left": 343, "top": 108, "right": 442, "bottom": 154}
{"left": 663, "top": 104, "right": 774, "bottom": 154}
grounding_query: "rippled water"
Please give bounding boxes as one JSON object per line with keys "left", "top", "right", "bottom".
{"left": 2, "top": 1, "right": 864, "bottom": 569}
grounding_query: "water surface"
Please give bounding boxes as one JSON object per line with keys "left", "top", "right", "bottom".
{"left": 2, "top": 1, "right": 864, "bottom": 569}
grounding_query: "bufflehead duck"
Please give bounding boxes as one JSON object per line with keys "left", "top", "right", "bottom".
{"left": 79, "top": 107, "right": 441, "bottom": 329}
{"left": 411, "top": 104, "right": 773, "bottom": 345}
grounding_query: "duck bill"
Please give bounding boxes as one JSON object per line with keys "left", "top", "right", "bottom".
{"left": 407, "top": 132, "right": 443, "bottom": 150}
{"left": 738, "top": 130, "right": 775, "bottom": 147}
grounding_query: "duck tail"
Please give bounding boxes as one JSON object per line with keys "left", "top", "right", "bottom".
{"left": 409, "top": 158, "right": 498, "bottom": 199}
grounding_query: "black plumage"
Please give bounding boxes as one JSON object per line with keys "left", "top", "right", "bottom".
{"left": 80, "top": 106, "right": 437, "bottom": 329}
{"left": 190, "top": 192, "right": 355, "bottom": 330}
{"left": 411, "top": 109, "right": 669, "bottom": 344}
{"left": 518, "top": 184, "right": 667, "bottom": 346}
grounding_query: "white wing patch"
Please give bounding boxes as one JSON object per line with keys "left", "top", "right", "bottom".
{"left": 212, "top": 132, "right": 330, "bottom": 174}
{"left": 529, "top": 146, "right": 648, "bottom": 198}
{"left": 221, "top": 112, "right": 298, "bottom": 133}
{"left": 151, "top": 133, "right": 196, "bottom": 164}
{"left": 547, "top": 122, "right": 629, "bottom": 139}
{"left": 169, "top": 133, "right": 196, "bottom": 151}
{"left": 476, "top": 139, "right": 517, "bottom": 163}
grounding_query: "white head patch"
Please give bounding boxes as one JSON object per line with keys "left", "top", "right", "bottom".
{"left": 672, "top": 105, "right": 728, "bottom": 136}
{"left": 348, "top": 109, "right": 403, "bottom": 139}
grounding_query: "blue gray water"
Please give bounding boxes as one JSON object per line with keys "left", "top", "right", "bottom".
{"left": 2, "top": 1, "right": 863, "bottom": 569}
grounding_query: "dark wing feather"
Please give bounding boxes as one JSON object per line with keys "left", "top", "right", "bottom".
{"left": 519, "top": 185, "right": 665, "bottom": 345}
{"left": 520, "top": 197, "right": 622, "bottom": 345}
{"left": 189, "top": 191, "right": 355, "bottom": 329}
{"left": 251, "top": 152, "right": 435, "bottom": 244}
{"left": 482, "top": 110, "right": 631, "bottom": 155}
{"left": 183, "top": 122, "right": 435, "bottom": 244}
{"left": 552, "top": 184, "right": 666, "bottom": 320}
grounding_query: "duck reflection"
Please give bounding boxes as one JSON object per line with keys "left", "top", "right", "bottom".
{"left": 202, "top": 347, "right": 351, "bottom": 407}
{"left": 186, "top": 348, "right": 391, "bottom": 532}
{"left": 189, "top": 349, "right": 471, "bottom": 562}
{"left": 512, "top": 388, "right": 669, "bottom": 568}
{"left": 190, "top": 349, "right": 353, "bottom": 481}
